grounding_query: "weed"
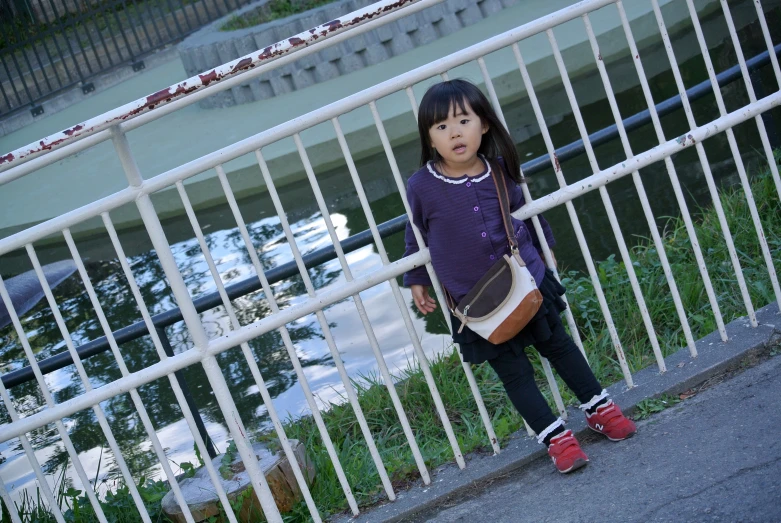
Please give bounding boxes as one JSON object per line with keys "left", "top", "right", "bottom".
{"left": 219, "top": 440, "right": 238, "bottom": 479}
{"left": 634, "top": 395, "right": 681, "bottom": 420}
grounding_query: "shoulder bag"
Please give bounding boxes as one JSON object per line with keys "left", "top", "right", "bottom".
{"left": 448, "top": 164, "right": 543, "bottom": 344}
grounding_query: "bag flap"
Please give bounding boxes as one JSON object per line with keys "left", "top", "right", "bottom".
{"left": 456, "top": 254, "right": 515, "bottom": 319}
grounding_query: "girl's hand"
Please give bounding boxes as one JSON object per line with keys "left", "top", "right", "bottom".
{"left": 411, "top": 285, "right": 437, "bottom": 315}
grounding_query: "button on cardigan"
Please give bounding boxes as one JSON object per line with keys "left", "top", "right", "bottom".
{"left": 402, "top": 158, "right": 556, "bottom": 304}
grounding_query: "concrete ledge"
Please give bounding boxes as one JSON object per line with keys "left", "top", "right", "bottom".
{"left": 334, "top": 301, "right": 781, "bottom": 522}
{"left": 178, "top": 0, "right": 521, "bottom": 108}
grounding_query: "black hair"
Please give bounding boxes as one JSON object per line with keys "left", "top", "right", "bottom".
{"left": 417, "top": 79, "right": 522, "bottom": 183}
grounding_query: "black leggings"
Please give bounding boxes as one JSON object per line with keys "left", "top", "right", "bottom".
{"left": 487, "top": 315, "right": 602, "bottom": 435}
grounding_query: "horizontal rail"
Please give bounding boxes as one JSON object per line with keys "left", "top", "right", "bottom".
{"left": 0, "top": 0, "right": 614, "bottom": 181}
{"left": 521, "top": 42, "right": 781, "bottom": 176}
{"left": 0, "top": 249, "right": 428, "bottom": 442}
{"left": 1, "top": 86, "right": 777, "bottom": 443}
{"left": 0, "top": 0, "right": 446, "bottom": 175}
{"left": 1, "top": 215, "right": 408, "bottom": 388}
{"left": 3, "top": 41, "right": 779, "bottom": 389}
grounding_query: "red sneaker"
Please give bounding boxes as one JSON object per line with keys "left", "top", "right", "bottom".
{"left": 586, "top": 400, "right": 637, "bottom": 441}
{"left": 547, "top": 430, "right": 588, "bottom": 474}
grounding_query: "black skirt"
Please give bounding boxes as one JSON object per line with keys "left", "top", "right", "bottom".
{"left": 452, "top": 269, "right": 568, "bottom": 364}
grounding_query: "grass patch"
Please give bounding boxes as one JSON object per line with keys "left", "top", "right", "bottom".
{"left": 633, "top": 394, "right": 681, "bottom": 420}
{"left": 221, "top": 0, "right": 338, "bottom": 31}
{"left": 8, "top": 158, "right": 779, "bottom": 521}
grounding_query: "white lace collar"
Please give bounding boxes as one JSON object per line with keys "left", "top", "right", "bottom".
{"left": 426, "top": 156, "right": 492, "bottom": 185}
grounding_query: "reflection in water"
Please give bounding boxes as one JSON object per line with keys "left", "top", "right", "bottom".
{"left": 0, "top": 4, "right": 779, "bottom": 501}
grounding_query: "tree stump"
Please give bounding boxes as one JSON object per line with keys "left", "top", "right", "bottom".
{"left": 161, "top": 439, "right": 315, "bottom": 522}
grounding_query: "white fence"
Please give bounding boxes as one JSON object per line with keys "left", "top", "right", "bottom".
{"left": 0, "top": 0, "right": 779, "bottom": 521}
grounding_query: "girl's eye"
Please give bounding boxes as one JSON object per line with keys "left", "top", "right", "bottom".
{"left": 436, "top": 124, "right": 446, "bottom": 130}
{"left": 460, "top": 119, "right": 469, "bottom": 124}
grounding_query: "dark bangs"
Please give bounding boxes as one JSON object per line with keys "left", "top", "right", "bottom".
{"left": 418, "top": 82, "right": 470, "bottom": 133}
{"left": 417, "top": 79, "right": 522, "bottom": 183}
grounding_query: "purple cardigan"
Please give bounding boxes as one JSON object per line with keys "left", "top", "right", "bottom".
{"left": 402, "top": 158, "right": 556, "bottom": 303}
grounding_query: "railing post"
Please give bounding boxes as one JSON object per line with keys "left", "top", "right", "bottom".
{"left": 110, "top": 126, "right": 284, "bottom": 523}
{"left": 156, "top": 326, "right": 217, "bottom": 459}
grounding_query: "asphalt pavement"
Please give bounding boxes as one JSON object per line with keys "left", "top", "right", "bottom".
{"left": 410, "top": 351, "right": 781, "bottom": 523}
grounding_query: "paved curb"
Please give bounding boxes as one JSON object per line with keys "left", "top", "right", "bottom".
{"left": 333, "top": 301, "right": 781, "bottom": 522}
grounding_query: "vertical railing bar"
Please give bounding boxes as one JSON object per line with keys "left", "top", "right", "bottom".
{"left": 6, "top": 47, "right": 35, "bottom": 106}
{"left": 11, "top": 20, "right": 52, "bottom": 94}
{"left": 440, "top": 71, "right": 449, "bottom": 81}
{"left": 163, "top": 0, "right": 186, "bottom": 36}
{"left": 0, "top": 54, "right": 24, "bottom": 107}
{"left": 477, "top": 56, "right": 575, "bottom": 408}
{"left": 499, "top": 48, "right": 589, "bottom": 365}
{"left": 99, "top": 1, "right": 126, "bottom": 64}
{"left": 0, "top": 385, "right": 66, "bottom": 523}
{"left": 7, "top": 22, "right": 44, "bottom": 98}
{"left": 132, "top": 0, "right": 155, "bottom": 53}
{"left": 0, "top": 476, "right": 22, "bottom": 523}
{"left": 36, "top": 3, "right": 75, "bottom": 85}
{"left": 369, "top": 100, "right": 503, "bottom": 452}
{"left": 119, "top": 0, "right": 145, "bottom": 57}
{"left": 717, "top": 0, "right": 781, "bottom": 200}
{"left": 319, "top": 119, "right": 435, "bottom": 478}
{"left": 45, "top": 0, "right": 87, "bottom": 81}
{"left": 154, "top": 327, "right": 218, "bottom": 460}
{"left": 617, "top": 0, "right": 756, "bottom": 327}
{"left": 109, "top": 0, "right": 135, "bottom": 62}
{"left": 580, "top": 14, "right": 669, "bottom": 370}
{"left": 751, "top": 0, "right": 781, "bottom": 84}
{"left": 270, "top": 139, "right": 400, "bottom": 493}
{"left": 142, "top": 0, "right": 164, "bottom": 48}
{"left": 294, "top": 126, "right": 465, "bottom": 469}
{"left": 35, "top": 21, "right": 67, "bottom": 87}
{"left": 406, "top": 84, "right": 532, "bottom": 438}
{"left": 405, "top": 86, "right": 419, "bottom": 121}
{"left": 325, "top": 117, "right": 468, "bottom": 465}
{"left": 614, "top": 1, "right": 749, "bottom": 338}
{"left": 174, "top": 180, "right": 323, "bottom": 522}
{"left": 111, "top": 127, "right": 284, "bottom": 523}
{"left": 546, "top": 28, "right": 639, "bottom": 382}
{"left": 79, "top": 11, "right": 107, "bottom": 71}
{"left": 199, "top": 0, "right": 216, "bottom": 22}
{"left": 68, "top": 12, "right": 96, "bottom": 77}
{"left": 171, "top": 0, "right": 194, "bottom": 33}
{"left": 654, "top": 0, "right": 781, "bottom": 309}
{"left": 0, "top": 73, "right": 14, "bottom": 109}
{"left": 0, "top": 276, "right": 109, "bottom": 523}
{"left": 214, "top": 165, "right": 361, "bottom": 515}
{"left": 149, "top": 0, "right": 169, "bottom": 41}
{"left": 514, "top": 39, "right": 635, "bottom": 385}
{"left": 62, "top": 228, "right": 198, "bottom": 523}
{"left": 102, "top": 212, "right": 239, "bottom": 523}
{"left": 189, "top": 0, "right": 206, "bottom": 27}
{"left": 154, "top": 0, "right": 174, "bottom": 41}
{"left": 25, "top": 243, "right": 154, "bottom": 523}
{"left": 627, "top": 2, "right": 720, "bottom": 344}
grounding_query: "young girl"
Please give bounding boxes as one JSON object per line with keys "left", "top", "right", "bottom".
{"left": 403, "top": 79, "right": 636, "bottom": 474}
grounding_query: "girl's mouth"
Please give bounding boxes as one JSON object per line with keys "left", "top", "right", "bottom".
{"left": 452, "top": 144, "right": 467, "bottom": 153}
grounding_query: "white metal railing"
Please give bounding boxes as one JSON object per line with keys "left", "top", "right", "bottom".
{"left": 0, "top": 0, "right": 779, "bottom": 520}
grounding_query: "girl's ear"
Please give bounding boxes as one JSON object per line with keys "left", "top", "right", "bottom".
{"left": 482, "top": 122, "right": 489, "bottom": 135}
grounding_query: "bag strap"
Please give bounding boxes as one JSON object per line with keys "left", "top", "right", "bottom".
{"left": 488, "top": 158, "right": 520, "bottom": 256}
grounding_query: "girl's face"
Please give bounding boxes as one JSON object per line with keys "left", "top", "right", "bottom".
{"left": 428, "top": 100, "right": 488, "bottom": 171}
